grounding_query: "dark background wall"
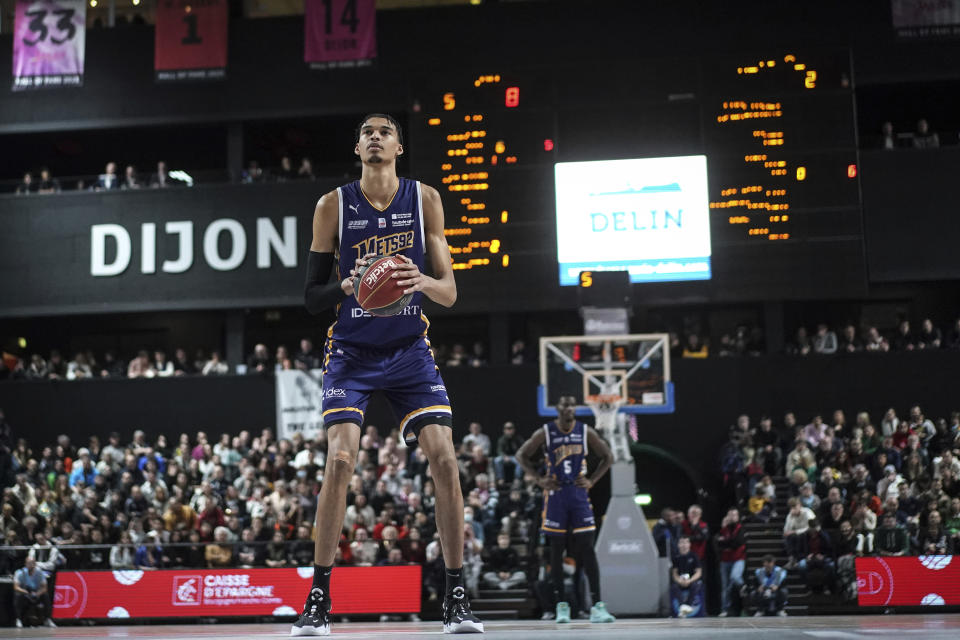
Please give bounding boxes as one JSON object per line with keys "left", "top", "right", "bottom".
{"left": 3, "top": 351, "right": 958, "bottom": 516}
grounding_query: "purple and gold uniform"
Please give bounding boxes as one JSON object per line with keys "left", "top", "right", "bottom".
{"left": 320, "top": 178, "right": 452, "bottom": 444}
{"left": 540, "top": 420, "right": 596, "bottom": 536}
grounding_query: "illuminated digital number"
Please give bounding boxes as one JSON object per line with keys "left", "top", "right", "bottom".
{"left": 796, "top": 166, "right": 806, "bottom": 181}
{"left": 505, "top": 86, "right": 520, "bottom": 107}
{"left": 443, "top": 93, "right": 456, "bottom": 111}
{"left": 804, "top": 70, "right": 817, "bottom": 89}
{"left": 579, "top": 271, "right": 593, "bottom": 287}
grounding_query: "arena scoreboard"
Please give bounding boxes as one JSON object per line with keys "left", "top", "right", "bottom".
{"left": 411, "top": 48, "right": 865, "bottom": 304}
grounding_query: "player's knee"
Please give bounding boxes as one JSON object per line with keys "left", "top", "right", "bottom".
{"left": 430, "top": 453, "right": 459, "bottom": 480}
{"left": 326, "top": 449, "right": 356, "bottom": 481}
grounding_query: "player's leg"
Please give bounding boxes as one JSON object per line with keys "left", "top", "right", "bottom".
{"left": 291, "top": 421, "right": 360, "bottom": 636}
{"left": 570, "top": 491, "right": 614, "bottom": 623}
{"left": 548, "top": 535, "right": 571, "bottom": 623}
{"left": 417, "top": 423, "right": 483, "bottom": 633}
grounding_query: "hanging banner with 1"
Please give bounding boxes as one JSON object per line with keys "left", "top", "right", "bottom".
{"left": 155, "top": 0, "right": 228, "bottom": 82}
{"left": 304, "top": 0, "right": 376, "bottom": 70}
{"left": 276, "top": 369, "right": 324, "bottom": 441}
{"left": 12, "top": 0, "right": 85, "bottom": 91}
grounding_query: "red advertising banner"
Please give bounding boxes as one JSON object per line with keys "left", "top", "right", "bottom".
{"left": 857, "top": 556, "right": 960, "bottom": 607}
{"left": 52, "top": 565, "right": 421, "bottom": 619}
{"left": 304, "top": 0, "right": 376, "bottom": 69}
{"left": 155, "top": 0, "right": 228, "bottom": 82}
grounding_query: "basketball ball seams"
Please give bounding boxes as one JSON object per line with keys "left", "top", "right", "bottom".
{"left": 358, "top": 267, "right": 403, "bottom": 307}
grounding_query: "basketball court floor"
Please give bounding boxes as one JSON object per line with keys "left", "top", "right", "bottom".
{"left": 10, "top": 615, "right": 960, "bottom": 639}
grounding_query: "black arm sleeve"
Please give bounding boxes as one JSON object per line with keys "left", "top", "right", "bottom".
{"left": 304, "top": 251, "right": 347, "bottom": 315}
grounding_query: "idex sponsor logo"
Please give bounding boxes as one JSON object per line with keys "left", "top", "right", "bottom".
{"left": 325, "top": 388, "right": 346, "bottom": 398}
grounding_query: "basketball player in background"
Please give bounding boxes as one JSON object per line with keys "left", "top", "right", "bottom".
{"left": 516, "top": 396, "right": 617, "bottom": 624}
{"left": 292, "top": 114, "right": 482, "bottom": 635}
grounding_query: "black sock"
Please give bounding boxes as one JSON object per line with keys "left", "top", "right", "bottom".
{"left": 312, "top": 564, "right": 332, "bottom": 598}
{"left": 445, "top": 567, "right": 464, "bottom": 595}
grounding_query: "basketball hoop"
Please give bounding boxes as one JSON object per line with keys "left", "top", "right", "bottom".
{"left": 585, "top": 394, "right": 625, "bottom": 410}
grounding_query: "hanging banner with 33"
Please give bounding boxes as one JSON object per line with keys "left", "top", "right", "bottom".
{"left": 12, "top": 0, "right": 85, "bottom": 91}
{"left": 304, "top": 0, "right": 377, "bottom": 70}
{"left": 155, "top": 0, "right": 228, "bottom": 82}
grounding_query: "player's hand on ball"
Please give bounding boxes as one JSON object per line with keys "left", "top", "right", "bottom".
{"left": 345, "top": 252, "right": 378, "bottom": 296}
{"left": 575, "top": 476, "right": 594, "bottom": 490}
{"left": 391, "top": 255, "right": 427, "bottom": 294}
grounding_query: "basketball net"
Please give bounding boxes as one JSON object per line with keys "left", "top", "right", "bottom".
{"left": 585, "top": 384, "right": 631, "bottom": 463}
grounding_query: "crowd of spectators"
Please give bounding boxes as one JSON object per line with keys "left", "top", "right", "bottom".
{"left": 787, "top": 318, "right": 960, "bottom": 355}
{"left": 0, "top": 415, "right": 541, "bottom": 622}
{"left": 879, "top": 118, "right": 942, "bottom": 150}
{"left": 241, "top": 156, "right": 317, "bottom": 183}
{"left": 13, "top": 161, "right": 182, "bottom": 195}
{"left": 719, "top": 404, "right": 960, "bottom": 607}
{"left": 0, "top": 337, "right": 507, "bottom": 382}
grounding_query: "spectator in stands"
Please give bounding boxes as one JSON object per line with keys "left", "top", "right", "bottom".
{"left": 796, "top": 518, "right": 835, "bottom": 594}
{"left": 463, "top": 521, "right": 484, "bottom": 597}
{"left": 493, "top": 422, "right": 523, "bottom": 484}
{"left": 864, "top": 327, "right": 889, "bottom": 352}
{"left": 96, "top": 162, "right": 120, "bottom": 191}
{"left": 812, "top": 324, "right": 837, "bottom": 354}
{"left": 37, "top": 168, "right": 60, "bottom": 194}
{"left": 912, "top": 118, "right": 939, "bottom": 148}
{"left": 670, "top": 536, "right": 704, "bottom": 618}
{"left": 891, "top": 320, "right": 915, "bottom": 351}
{"left": 748, "top": 484, "right": 773, "bottom": 522}
{"left": 246, "top": 344, "right": 272, "bottom": 374}
{"left": 834, "top": 521, "right": 860, "bottom": 600}
{"left": 121, "top": 165, "right": 141, "bottom": 189}
{"left": 652, "top": 508, "right": 678, "bottom": 557}
{"left": 945, "top": 498, "right": 960, "bottom": 548}
{"left": 838, "top": 324, "right": 862, "bottom": 353}
{"left": 783, "top": 497, "right": 816, "bottom": 568}
{"left": 13, "top": 556, "right": 54, "bottom": 628}
{"left": 242, "top": 160, "right": 264, "bottom": 183}
{"left": 287, "top": 524, "right": 315, "bottom": 566}
{"left": 875, "top": 512, "right": 909, "bottom": 556}
{"left": 682, "top": 504, "right": 708, "bottom": 562}
{"left": 681, "top": 334, "right": 707, "bottom": 358}
{"left": 127, "top": 351, "right": 155, "bottom": 378}
{"left": 135, "top": 532, "right": 164, "bottom": 569}
{"left": 202, "top": 351, "right": 229, "bottom": 376}
{"left": 170, "top": 348, "right": 194, "bottom": 376}
{"left": 483, "top": 532, "right": 526, "bottom": 590}
{"left": 755, "top": 416, "right": 782, "bottom": 476}
{"left": 879, "top": 121, "right": 896, "bottom": 149}
{"left": 154, "top": 351, "right": 174, "bottom": 377}
{"left": 68, "top": 449, "right": 97, "bottom": 487}
{"left": 446, "top": 343, "right": 467, "bottom": 367}
{"left": 109, "top": 531, "right": 135, "bottom": 568}
{"left": 99, "top": 351, "right": 125, "bottom": 378}
{"left": 948, "top": 319, "right": 960, "bottom": 350}
{"left": 751, "top": 555, "right": 788, "bottom": 617}
{"left": 294, "top": 338, "right": 320, "bottom": 371}
{"left": 715, "top": 507, "right": 746, "bottom": 617}
{"left": 917, "top": 319, "right": 941, "bottom": 349}
{"left": 236, "top": 528, "right": 264, "bottom": 567}
{"left": 919, "top": 510, "right": 950, "bottom": 554}
{"left": 298, "top": 157, "right": 315, "bottom": 181}
{"left": 463, "top": 422, "right": 492, "bottom": 458}
{"left": 66, "top": 352, "right": 93, "bottom": 380}
{"left": 510, "top": 340, "right": 527, "bottom": 364}
{"left": 786, "top": 439, "right": 816, "bottom": 478}
{"left": 15, "top": 171, "right": 34, "bottom": 195}
{"left": 276, "top": 156, "right": 296, "bottom": 182}
{"left": 149, "top": 161, "right": 173, "bottom": 188}
{"left": 46, "top": 350, "right": 66, "bottom": 379}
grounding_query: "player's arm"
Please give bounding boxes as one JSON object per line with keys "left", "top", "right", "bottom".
{"left": 576, "top": 426, "right": 615, "bottom": 489}
{"left": 304, "top": 190, "right": 359, "bottom": 313}
{"left": 392, "top": 184, "right": 457, "bottom": 307}
{"left": 516, "top": 429, "right": 558, "bottom": 491}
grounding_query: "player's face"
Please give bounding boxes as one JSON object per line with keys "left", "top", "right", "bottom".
{"left": 557, "top": 396, "right": 577, "bottom": 420}
{"left": 355, "top": 118, "right": 403, "bottom": 165}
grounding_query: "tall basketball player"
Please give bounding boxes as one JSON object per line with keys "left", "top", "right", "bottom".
{"left": 292, "top": 114, "right": 482, "bottom": 635}
{"left": 516, "top": 395, "right": 616, "bottom": 624}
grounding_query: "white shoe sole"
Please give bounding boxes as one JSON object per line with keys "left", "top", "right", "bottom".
{"left": 290, "top": 624, "right": 330, "bottom": 636}
{"left": 444, "top": 620, "right": 485, "bottom": 633}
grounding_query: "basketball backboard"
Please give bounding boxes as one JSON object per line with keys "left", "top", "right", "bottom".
{"left": 538, "top": 333, "right": 674, "bottom": 418}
